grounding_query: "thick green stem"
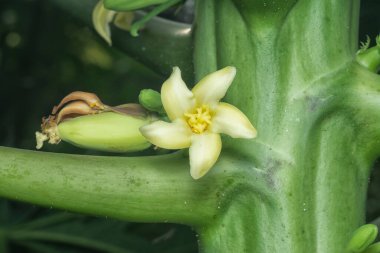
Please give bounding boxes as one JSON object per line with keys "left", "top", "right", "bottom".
{"left": 0, "top": 147, "right": 223, "bottom": 226}
{"left": 345, "top": 65, "right": 380, "bottom": 161}
{"left": 0, "top": 146, "right": 270, "bottom": 228}
{"left": 193, "top": 0, "right": 372, "bottom": 252}
{"left": 193, "top": 0, "right": 217, "bottom": 80}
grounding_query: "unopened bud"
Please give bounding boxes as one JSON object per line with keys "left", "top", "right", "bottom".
{"left": 346, "top": 224, "right": 378, "bottom": 253}
{"left": 363, "top": 242, "right": 380, "bottom": 253}
{"left": 139, "top": 89, "right": 165, "bottom": 114}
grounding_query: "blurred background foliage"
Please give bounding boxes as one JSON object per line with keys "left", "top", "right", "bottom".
{"left": 0, "top": 0, "right": 379, "bottom": 252}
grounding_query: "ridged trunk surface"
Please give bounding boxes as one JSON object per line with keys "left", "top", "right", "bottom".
{"left": 194, "top": 1, "right": 370, "bottom": 252}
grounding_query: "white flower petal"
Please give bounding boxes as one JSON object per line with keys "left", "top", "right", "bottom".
{"left": 161, "top": 67, "right": 195, "bottom": 120}
{"left": 92, "top": 0, "right": 116, "bottom": 45}
{"left": 140, "top": 120, "right": 191, "bottom": 149}
{"left": 189, "top": 133, "right": 222, "bottom": 179}
{"left": 192, "top": 66, "right": 236, "bottom": 107}
{"left": 211, "top": 102, "right": 257, "bottom": 139}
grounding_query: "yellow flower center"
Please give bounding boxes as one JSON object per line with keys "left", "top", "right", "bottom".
{"left": 184, "top": 105, "right": 212, "bottom": 134}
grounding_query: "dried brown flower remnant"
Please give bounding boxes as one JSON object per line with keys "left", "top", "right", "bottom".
{"left": 37, "top": 116, "right": 60, "bottom": 148}
{"left": 36, "top": 91, "right": 107, "bottom": 150}
{"left": 51, "top": 91, "right": 105, "bottom": 115}
{"left": 55, "top": 101, "right": 100, "bottom": 123}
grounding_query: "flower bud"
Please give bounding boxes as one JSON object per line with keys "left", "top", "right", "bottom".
{"left": 138, "top": 89, "right": 165, "bottom": 114}
{"left": 346, "top": 224, "right": 378, "bottom": 253}
{"left": 363, "top": 242, "right": 380, "bottom": 253}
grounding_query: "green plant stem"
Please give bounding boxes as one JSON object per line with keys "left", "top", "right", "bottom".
{"left": 130, "top": 0, "right": 183, "bottom": 37}
{"left": 344, "top": 65, "right": 380, "bottom": 161}
{"left": 0, "top": 147, "right": 226, "bottom": 226}
{"left": 193, "top": 0, "right": 217, "bottom": 81}
{"left": 49, "top": 0, "right": 194, "bottom": 82}
{"left": 0, "top": 146, "right": 271, "bottom": 228}
{"left": 192, "top": 0, "right": 376, "bottom": 253}
{"left": 103, "top": 0, "right": 168, "bottom": 11}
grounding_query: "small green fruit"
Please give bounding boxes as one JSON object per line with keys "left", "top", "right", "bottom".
{"left": 58, "top": 112, "right": 152, "bottom": 152}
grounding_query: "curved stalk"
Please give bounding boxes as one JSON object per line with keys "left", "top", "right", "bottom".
{"left": 49, "top": 0, "right": 194, "bottom": 82}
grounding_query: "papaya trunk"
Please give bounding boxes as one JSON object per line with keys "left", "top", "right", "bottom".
{"left": 193, "top": 1, "right": 372, "bottom": 252}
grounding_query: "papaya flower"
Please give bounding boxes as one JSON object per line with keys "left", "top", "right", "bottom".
{"left": 140, "top": 66, "right": 257, "bottom": 179}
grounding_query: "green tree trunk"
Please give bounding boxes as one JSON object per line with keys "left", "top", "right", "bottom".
{"left": 193, "top": 0, "right": 376, "bottom": 252}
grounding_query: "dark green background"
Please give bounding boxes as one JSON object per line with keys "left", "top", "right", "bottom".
{"left": 0, "top": 0, "right": 379, "bottom": 252}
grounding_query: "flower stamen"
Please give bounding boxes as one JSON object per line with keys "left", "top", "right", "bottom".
{"left": 184, "top": 105, "right": 212, "bottom": 134}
